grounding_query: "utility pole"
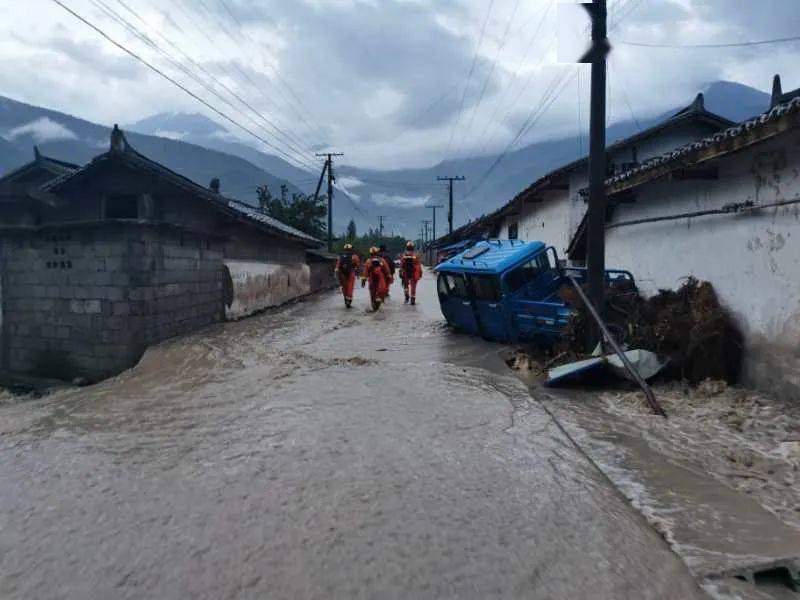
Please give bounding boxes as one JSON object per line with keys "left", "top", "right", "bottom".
{"left": 315, "top": 152, "right": 344, "bottom": 252}
{"left": 437, "top": 176, "right": 465, "bottom": 235}
{"left": 421, "top": 220, "right": 431, "bottom": 264}
{"left": 378, "top": 215, "right": 387, "bottom": 238}
{"left": 425, "top": 204, "right": 443, "bottom": 264}
{"left": 581, "top": 0, "right": 609, "bottom": 346}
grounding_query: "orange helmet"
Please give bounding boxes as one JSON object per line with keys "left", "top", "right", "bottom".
{"left": 406, "top": 241, "right": 415, "bottom": 250}
{"left": 343, "top": 243, "right": 353, "bottom": 251}
{"left": 369, "top": 246, "right": 379, "bottom": 255}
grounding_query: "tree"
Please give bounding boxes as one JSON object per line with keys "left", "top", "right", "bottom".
{"left": 346, "top": 219, "right": 357, "bottom": 241}
{"left": 258, "top": 183, "right": 327, "bottom": 240}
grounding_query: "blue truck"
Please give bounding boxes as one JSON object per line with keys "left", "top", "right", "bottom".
{"left": 433, "top": 240, "right": 635, "bottom": 345}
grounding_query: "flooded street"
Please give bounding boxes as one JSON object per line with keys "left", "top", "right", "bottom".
{"left": 0, "top": 273, "right": 705, "bottom": 599}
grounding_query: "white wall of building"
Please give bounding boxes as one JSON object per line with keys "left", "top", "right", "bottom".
{"left": 605, "top": 133, "right": 800, "bottom": 398}
{"left": 224, "top": 260, "right": 311, "bottom": 320}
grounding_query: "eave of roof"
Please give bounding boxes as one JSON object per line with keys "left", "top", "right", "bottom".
{"left": 509, "top": 105, "right": 734, "bottom": 209}
{"left": 606, "top": 96, "right": 800, "bottom": 195}
{"left": 566, "top": 96, "right": 800, "bottom": 256}
{"left": 0, "top": 152, "right": 79, "bottom": 185}
{"left": 43, "top": 134, "right": 321, "bottom": 246}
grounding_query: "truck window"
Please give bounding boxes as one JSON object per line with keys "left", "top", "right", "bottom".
{"left": 505, "top": 251, "right": 552, "bottom": 293}
{"left": 441, "top": 273, "right": 469, "bottom": 299}
{"left": 468, "top": 275, "right": 501, "bottom": 302}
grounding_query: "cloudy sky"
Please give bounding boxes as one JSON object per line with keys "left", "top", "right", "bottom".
{"left": 1, "top": 0, "right": 798, "bottom": 170}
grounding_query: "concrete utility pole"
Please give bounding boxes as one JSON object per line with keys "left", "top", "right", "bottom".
{"left": 378, "top": 215, "right": 387, "bottom": 238}
{"left": 425, "top": 204, "right": 443, "bottom": 263}
{"left": 581, "top": 0, "right": 609, "bottom": 346}
{"left": 422, "top": 220, "right": 431, "bottom": 263}
{"left": 437, "top": 176, "right": 465, "bottom": 235}
{"left": 315, "top": 152, "right": 344, "bottom": 252}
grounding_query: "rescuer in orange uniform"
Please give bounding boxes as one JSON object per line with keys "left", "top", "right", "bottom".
{"left": 335, "top": 243, "right": 360, "bottom": 308}
{"left": 399, "top": 241, "right": 423, "bottom": 305}
{"left": 361, "top": 246, "right": 392, "bottom": 311}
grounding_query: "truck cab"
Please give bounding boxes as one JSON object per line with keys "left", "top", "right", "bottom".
{"left": 434, "top": 240, "right": 635, "bottom": 345}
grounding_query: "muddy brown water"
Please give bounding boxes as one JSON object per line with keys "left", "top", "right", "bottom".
{"left": 0, "top": 274, "right": 705, "bottom": 599}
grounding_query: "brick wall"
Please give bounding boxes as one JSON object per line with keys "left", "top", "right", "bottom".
{"left": 0, "top": 221, "right": 225, "bottom": 382}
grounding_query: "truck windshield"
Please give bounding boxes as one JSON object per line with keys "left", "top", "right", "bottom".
{"left": 505, "top": 251, "right": 551, "bottom": 293}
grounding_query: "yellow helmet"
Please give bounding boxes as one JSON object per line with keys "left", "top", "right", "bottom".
{"left": 406, "top": 241, "right": 415, "bottom": 250}
{"left": 369, "top": 246, "right": 379, "bottom": 255}
{"left": 343, "top": 243, "right": 353, "bottom": 251}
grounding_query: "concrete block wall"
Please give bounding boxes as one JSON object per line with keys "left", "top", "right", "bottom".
{"left": 223, "top": 260, "right": 310, "bottom": 320}
{"left": 0, "top": 223, "right": 225, "bottom": 382}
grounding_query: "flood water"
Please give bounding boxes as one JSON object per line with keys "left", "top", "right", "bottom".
{"left": 0, "top": 274, "right": 706, "bottom": 599}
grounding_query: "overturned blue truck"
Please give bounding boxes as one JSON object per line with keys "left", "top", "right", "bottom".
{"left": 433, "top": 240, "right": 636, "bottom": 346}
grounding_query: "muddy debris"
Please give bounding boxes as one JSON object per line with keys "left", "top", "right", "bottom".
{"left": 534, "top": 277, "right": 745, "bottom": 386}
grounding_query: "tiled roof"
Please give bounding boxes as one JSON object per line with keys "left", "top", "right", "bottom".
{"left": 606, "top": 96, "right": 800, "bottom": 191}
{"left": 44, "top": 127, "right": 320, "bottom": 245}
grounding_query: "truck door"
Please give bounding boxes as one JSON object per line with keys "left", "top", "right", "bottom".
{"left": 467, "top": 274, "right": 509, "bottom": 342}
{"left": 437, "top": 272, "right": 479, "bottom": 335}
{"left": 504, "top": 250, "right": 570, "bottom": 342}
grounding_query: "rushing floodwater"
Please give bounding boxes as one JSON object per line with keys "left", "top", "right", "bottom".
{"left": 0, "top": 274, "right": 705, "bottom": 599}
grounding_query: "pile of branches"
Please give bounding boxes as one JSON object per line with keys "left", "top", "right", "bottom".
{"left": 556, "top": 277, "right": 744, "bottom": 384}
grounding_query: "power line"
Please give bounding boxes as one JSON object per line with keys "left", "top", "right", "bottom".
{"left": 170, "top": 0, "right": 320, "bottom": 154}
{"left": 459, "top": 0, "right": 522, "bottom": 149}
{"left": 619, "top": 35, "right": 800, "bottom": 49}
{"left": 51, "top": 0, "right": 317, "bottom": 173}
{"left": 108, "top": 0, "right": 317, "bottom": 168}
{"left": 442, "top": 0, "right": 495, "bottom": 162}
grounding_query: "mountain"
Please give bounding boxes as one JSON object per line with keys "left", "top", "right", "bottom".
{"left": 0, "top": 96, "right": 303, "bottom": 205}
{"left": 126, "top": 112, "right": 313, "bottom": 188}
{"left": 1, "top": 80, "right": 771, "bottom": 239}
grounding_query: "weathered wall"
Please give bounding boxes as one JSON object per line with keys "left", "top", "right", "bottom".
{"left": 0, "top": 222, "right": 225, "bottom": 381}
{"left": 500, "top": 119, "right": 724, "bottom": 259}
{"left": 224, "top": 260, "right": 310, "bottom": 320}
{"left": 605, "top": 133, "right": 800, "bottom": 398}
{"left": 309, "top": 260, "right": 337, "bottom": 294}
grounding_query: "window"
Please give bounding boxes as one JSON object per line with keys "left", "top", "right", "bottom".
{"left": 468, "top": 275, "right": 501, "bottom": 302}
{"left": 505, "top": 251, "right": 552, "bottom": 293}
{"left": 105, "top": 194, "right": 139, "bottom": 219}
{"left": 508, "top": 222, "right": 519, "bottom": 240}
{"left": 442, "top": 273, "right": 469, "bottom": 299}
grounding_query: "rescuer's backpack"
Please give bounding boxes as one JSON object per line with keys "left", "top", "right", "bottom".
{"left": 402, "top": 255, "right": 416, "bottom": 280}
{"left": 339, "top": 252, "right": 353, "bottom": 275}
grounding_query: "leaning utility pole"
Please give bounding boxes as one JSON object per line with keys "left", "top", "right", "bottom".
{"left": 437, "top": 176, "right": 465, "bottom": 235}
{"left": 581, "top": 0, "right": 609, "bottom": 346}
{"left": 425, "top": 204, "right": 444, "bottom": 263}
{"left": 315, "top": 152, "right": 344, "bottom": 252}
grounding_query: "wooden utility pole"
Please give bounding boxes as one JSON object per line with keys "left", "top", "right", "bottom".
{"left": 426, "top": 204, "right": 443, "bottom": 263}
{"left": 315, "top": 152, "right": 344, "bottom": 252}
{"left": 581, "top": 0, "right": 609, "bottom": 346}
{"left": 437, "top": 176, "right": 465, "bottom": 235}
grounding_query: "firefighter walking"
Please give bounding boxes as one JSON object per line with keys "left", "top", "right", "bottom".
{"left": 399, "top": 241, "right": 423, "bottom": 305}
{"left": 361, "top": 246, "right": 392, "bottom": 311}
{"left": 335, "top": 243, "right": 360, "bottom": 308}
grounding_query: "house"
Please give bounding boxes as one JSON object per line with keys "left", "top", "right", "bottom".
{"left": 0, "top": 126, "right": 334, "bottom": 383}
{"left": 498, "top": 93, "right": 734, "bottom": 260}
{"left": 568, "top": 82, "right": 800, "bottom": 398}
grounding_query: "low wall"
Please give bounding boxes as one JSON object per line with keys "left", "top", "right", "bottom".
{"left": 0, "top": 222, "right": 225, "bottom": 382}
{"left": 224, "top": 260, "right": 311, "bottom": 320}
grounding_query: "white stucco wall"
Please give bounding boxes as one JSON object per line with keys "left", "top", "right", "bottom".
{"left": 605, "top": 133, "right": 800, "bottom": 398}
{"left": 224, "top": 260, "right": 311, "bottom": 320}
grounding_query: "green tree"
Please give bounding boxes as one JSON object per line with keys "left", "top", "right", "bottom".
{"left": 258, "top": 185, "right": 328, "bottom": 240}
{"left": 346, "top": 219, "right": 357, "bottom": 241}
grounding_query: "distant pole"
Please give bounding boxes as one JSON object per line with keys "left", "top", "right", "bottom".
{"left": 437, "top": 176, "right": 465, "bottom": 235}
{"left": 422, "top": 219, "right": 431, "bottom": 263}
{"left": 426, "top": 204, "right": 444, "bottom": 263}
{"left": 378, "top": 215, "right": 387, "bottom": 238}
{"left": 315, "top": 152, "right": 344, "bottom": 252}
{"left": 582, "top": 0, "right": 609, "bottom": 346}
